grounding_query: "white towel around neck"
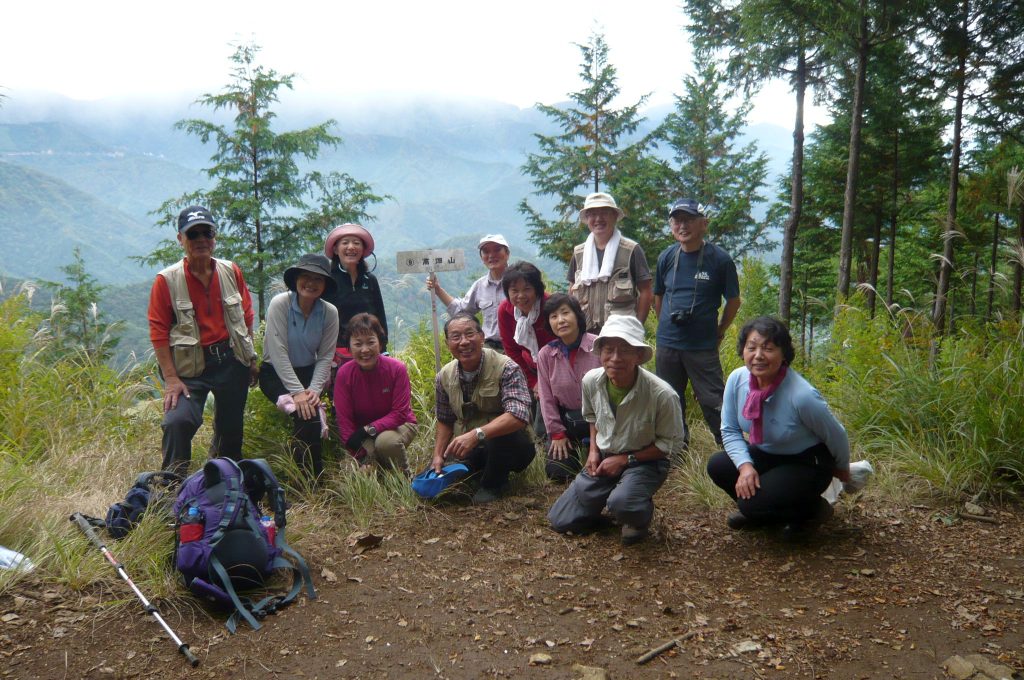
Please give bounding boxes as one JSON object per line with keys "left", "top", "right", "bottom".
{"left": 578, "top": 229, "right": 622, "bottom": 286}
{"left": 513, "top": 298, "right": 541, "bottom": 359}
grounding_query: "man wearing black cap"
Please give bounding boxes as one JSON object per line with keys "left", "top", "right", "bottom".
{"left": 653, "top": 199, "right": 742, "bottom": 455}
{"left": 147, "top": 206, "right": 258, "bottom": 475}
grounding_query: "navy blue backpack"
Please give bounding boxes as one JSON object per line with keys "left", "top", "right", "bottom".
{"left": 173, "top": 458, "right": 316, "bottom": 632}
{"left": 105, "top": 471, "right": 182, "bottom": 539}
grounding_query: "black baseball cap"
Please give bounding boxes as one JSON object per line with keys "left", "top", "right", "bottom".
{"left": 669, "top": 198, "right": 706, "bottom": 217}
{"left": 177, "top": 206, "right": 218, "bottom": 234}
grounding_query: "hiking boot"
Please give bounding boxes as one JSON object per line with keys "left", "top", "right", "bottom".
{"left": 620, "top": 524, "right": 649, "bottom": 545}
{"left": 726, "top": 511, "right": 750, "bottom": 530}
{"left": 471, "top": 486, "right": 503, "bottom": 505}
{"left": 781, "top": 500, "right": 834, "bottom": 541}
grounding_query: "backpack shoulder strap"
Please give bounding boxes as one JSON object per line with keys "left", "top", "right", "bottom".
{"left": 237, "top": 459, "right": 317, "bottom": 601}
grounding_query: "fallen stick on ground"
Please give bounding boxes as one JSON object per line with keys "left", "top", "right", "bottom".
{"left": 635, "top": 630, "right": 697, "bottom": 665}
{"left": 957, "top": 513, "right": 1000, "bottom": 525}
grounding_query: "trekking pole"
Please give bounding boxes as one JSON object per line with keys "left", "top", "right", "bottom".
{"left": 70, "top": 512, "right": 200, "bottom": 667}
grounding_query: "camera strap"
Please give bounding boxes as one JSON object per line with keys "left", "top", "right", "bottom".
{"left": 666, "top": 242, "right": 705, "bottom": 315}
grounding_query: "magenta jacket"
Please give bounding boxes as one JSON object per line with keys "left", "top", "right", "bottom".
{"left": 334, "top": 354, "right": 417, "bottom": 457}
{"left": 535, "top": 333, "right": 601, "bottom": 438}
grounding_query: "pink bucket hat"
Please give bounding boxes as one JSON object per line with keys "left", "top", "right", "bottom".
{"left": 324, "top": 224, "right": 375, "bottom": 260}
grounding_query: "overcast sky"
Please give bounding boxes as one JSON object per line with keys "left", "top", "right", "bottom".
{"left": 3, "top": 0, "right": 827, "bottom": 129}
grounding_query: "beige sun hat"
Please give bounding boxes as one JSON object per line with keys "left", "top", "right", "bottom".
{"left": 578, "top": 192, "right": 625, "bottom": 223}
{"left": 593, "top": 315, "right": 653, "bottom": 364}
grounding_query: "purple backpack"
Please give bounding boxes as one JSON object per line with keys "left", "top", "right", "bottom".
{"left": 173, "top": 458, "right": 315, "bottom": 633}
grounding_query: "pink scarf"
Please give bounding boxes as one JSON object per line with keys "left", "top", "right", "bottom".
{"left": 741, "top": 365, "right": 788, "bottom": 445}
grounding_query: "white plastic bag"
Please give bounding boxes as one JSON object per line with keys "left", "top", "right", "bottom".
{"left": 0, "top": 546, "right": 35, "bottom": 572}
{"left": 822, "top": 460, "right": 874, "bottom": 505}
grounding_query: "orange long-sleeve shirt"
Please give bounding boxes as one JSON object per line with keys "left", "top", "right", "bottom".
{"left": 148, "top": 258, "right": 255, "bottom": 348}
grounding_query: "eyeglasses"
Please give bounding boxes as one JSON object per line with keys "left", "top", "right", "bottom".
{"left": 447, "top": 330, "right": 480, "bottom": 342}
{"left": 185, "top": 228, "right": 216, "bottom": 240}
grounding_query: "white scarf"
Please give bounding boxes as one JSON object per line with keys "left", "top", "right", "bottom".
{"left": 513, "top": 298, "right": 541, "bottom": 358}
{"left": 578, "top": 229, "right": 621, "bottom": 286}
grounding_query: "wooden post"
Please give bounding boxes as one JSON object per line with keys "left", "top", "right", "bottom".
{"left": 429, "top": 272, "right": 442, "bottom": 372}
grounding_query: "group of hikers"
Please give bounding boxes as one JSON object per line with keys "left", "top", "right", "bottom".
{"left": 150, "top": 194, "right": 851, "bottom": 546}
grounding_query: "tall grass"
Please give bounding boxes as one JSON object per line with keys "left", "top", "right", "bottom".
{"left": 4, "top": 288, "right": 1024, "bottom": 603}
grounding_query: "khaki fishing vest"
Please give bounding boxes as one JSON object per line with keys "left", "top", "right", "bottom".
{"left": 439, "top": 348, "right": 513, "bottom": 437}
{"left": 571, "top": 236, "right": 640, "bottom": 332}
{"left": 159, "top": 259, "right": 255, "bottom": 378}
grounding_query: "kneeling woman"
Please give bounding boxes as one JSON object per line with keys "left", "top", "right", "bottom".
{"left": 707, "top": 316, "right": 850, "bottom": 538}
{"left": 259, "top": 254, "right": 340, "bottom": 481}
{"left": 536, "top": 294, "right": 601, "bottom": 481}
{"left": 334, "top": 313, "right": 418, "bottom": 476}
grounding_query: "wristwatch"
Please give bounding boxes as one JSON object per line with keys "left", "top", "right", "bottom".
{"left": 627, "top": 454, "right": 639, "bottom": 468}
{"left": 366, "top": 425, "right": 377, "bottom": 437}
{"left": 475, "top": 427, "right": 486, "bottom": 441}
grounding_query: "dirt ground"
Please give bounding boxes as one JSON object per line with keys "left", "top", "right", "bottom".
{"left": 3, "top": 486, "right": 1023, "bottom": 680}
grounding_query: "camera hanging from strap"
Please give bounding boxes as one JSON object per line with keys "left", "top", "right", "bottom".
{"left": 666, "top": 241, "right": 705, "bottom": 323}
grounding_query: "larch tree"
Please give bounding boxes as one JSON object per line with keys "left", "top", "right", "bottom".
{"left": 519, "top": 32, "right": 673, "bottom": 264}
{"left": 140, "top": 42, "right": 387, "bottom": 317}
{"left": 658, "top": 49, "right": 772, "bottom": 259}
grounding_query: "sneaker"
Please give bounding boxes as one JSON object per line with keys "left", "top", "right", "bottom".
{"left": 471, "top": 486, "right": 503, "bottom": 505}
{"left": 620, "top": 524, "right": 649, "bottom": 545}
{"left": 726, "top": 511, "right": 749, "bottom": 530}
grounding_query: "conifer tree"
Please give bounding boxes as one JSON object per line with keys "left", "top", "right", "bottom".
{"left": 684, "top": 0, "right": 830, "bottom": 323}
{"left": 658, "top": 49, "right": 771, "bottom": 259}
{"left": 519, "top": 33, "right": 672, "bottom": 264}
{"left": 44, "top": 247, "right": 122, "bottom": 361}
{"left": 140, "top": 42, "right": 387, "bottom": 316}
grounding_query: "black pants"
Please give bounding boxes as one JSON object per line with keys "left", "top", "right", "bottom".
{"left": 161, "top": 354, "right": 250, "bottom": 477}
{"left": 258, "top": 362, "right": 322, "bottom": 481}
{"left": 457, "top": 429, "right": 536, "bottom": 491}
{"left": 706, "top": 443, "right": 834, "bottom": 523}
{"left": 545, "top": 408, "right": 589, "bottom": 482}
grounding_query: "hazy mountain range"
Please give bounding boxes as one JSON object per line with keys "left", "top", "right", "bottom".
{"left": 0, "top": 87, "right": 793, "bottom": 355}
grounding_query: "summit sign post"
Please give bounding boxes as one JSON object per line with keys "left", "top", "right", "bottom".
{"left": 396, "top": 248, "right": 466, "bottom": 371}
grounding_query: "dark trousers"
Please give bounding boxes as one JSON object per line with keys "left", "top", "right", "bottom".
{"left": 545, "top": 408, "right": 589, "bottom": 482}
{"left": 655, "top": 346, "right": 726, "bottom": 448}
{"left": 258, "top": 362, "right": 322, "bottom": 480}
{"left": 161, "top": 355, "right": 250, "bottom": 477}
{"left": 456, "top": 429, "right": 536, "bottom": 491}
{"left": 706, "top": 443, "right": 834, "bottom": 523}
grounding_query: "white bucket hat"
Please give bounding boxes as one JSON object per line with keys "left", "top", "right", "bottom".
{"left": 593, "top": 315, "right": 653, "bottom": 364}
{"left": 578, "top": 192, "right": 625, "bottom": 223}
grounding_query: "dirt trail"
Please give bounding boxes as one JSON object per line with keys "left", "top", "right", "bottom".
{"left": 3, "top": 490, "right": 1023, "bottom": 679}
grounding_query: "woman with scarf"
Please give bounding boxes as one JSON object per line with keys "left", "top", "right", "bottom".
{"left": 706, "top": 316, "right": 851, "bottom": 540}
{"left": 497, "top": 261, "right": 555, "bottom": 436}
{"left": 535, "top": 294, "right": 601, "bottom": 481}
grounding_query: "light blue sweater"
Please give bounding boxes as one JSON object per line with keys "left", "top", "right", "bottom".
{"left": 721, "top": 366, "right": 850, "bottom": 470}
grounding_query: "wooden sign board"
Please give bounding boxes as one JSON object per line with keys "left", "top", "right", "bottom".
{"left": 396, "top": 248, "right": 467, "bottom": 371}
{"left": 396, "top": 248, "right": 466, "bottom": 274}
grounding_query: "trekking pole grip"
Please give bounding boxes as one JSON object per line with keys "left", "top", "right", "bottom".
{"left": 70, "top": 513, "right": 106, "bottom": 551}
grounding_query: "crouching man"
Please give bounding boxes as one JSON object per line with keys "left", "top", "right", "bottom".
{"left": 548, "top": 316, "right": 684, "bottom": 545}
{"left": 432, "top": 313, "right": 536, "bottom": 504}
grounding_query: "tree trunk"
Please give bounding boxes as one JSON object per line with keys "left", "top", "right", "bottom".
{"left": 808, "top": 314, "right": 814, "bottom": 363}
{"left": 969, "top": 247, "right": 979, "bottom": 316}
{"left": 836, "top": 4, "right": 870, "bottom": 301}
{"left": 868, "top": 212, "right": 883, "bottom": 318}
{"left": 886, "top": 131, "right": 899, "bottom": 309}
{"left": 988, "top": 214, "right": 999, "bottom": 322}
{"left": 800, "top": 269, "right": 808, "bottom": 361}
{"left": 778, "top": 39, "right": 806, "bottom": 324}
{"left": 933, "top": 23, "right": 967, "bottom": 335}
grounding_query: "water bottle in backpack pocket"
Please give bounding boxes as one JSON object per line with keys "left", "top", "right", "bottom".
{"left": 172, "top": 458, "right": 316, "bottom": 633}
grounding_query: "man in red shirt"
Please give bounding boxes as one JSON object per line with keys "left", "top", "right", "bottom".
{"left": 148, "top": 206, "right": 258, "bottom": 475}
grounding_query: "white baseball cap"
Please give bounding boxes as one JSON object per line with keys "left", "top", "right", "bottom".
{"left": 479, "top": 234, "right": 510, "bottom": 249}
